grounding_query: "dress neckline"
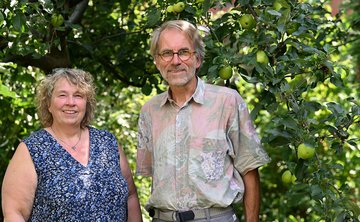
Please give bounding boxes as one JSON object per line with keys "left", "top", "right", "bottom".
{"left": 43, "top": 126, "right": 91, "bottom": 167}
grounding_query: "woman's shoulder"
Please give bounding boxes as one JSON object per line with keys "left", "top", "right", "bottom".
{"left": 23, "top": 128, "right": 48, "bottom": 142}
{"left": 88, "top": 126, "right": 116, "bottom": 139}
{"left": 22, "top": 129, "right": 54, "bottom": 156}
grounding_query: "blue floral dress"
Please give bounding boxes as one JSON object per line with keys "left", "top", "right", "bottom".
{"left": 25, "top": 126, "right": 129, "bottom": 222}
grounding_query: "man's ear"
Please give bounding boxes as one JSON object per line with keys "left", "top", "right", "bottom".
{"left": 196, "top": 56, "right": 202, "bottom": 69}
{"left": 154, "top": 59, "right": 160, "bottom": 71}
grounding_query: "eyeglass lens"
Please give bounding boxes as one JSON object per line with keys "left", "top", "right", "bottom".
{"left": 159, "top": 49, "right": 194, "bottom": 62}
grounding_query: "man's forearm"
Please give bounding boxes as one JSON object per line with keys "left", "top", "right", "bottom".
{"left": 243, "top": 169, "right": 261, "bottom": 222}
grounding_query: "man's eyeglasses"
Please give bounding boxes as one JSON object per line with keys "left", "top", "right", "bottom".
{"left": 157, "top": 49, "right": 196, "bottom": 62}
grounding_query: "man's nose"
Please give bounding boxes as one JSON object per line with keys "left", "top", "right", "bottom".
{"left": 171, "top": 53, "right": 182, "bottom": 64}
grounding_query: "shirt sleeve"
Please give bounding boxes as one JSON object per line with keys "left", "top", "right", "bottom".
{"left": 228, "top": 95, "right": 271, "bottom": 176}
{"left": 136, "top": 111, "right": 153, "bottom": 176}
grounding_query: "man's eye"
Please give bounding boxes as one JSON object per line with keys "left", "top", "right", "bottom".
{"left": 161, "top": 51, "right": 173, "bottom": 57}
{"left": 178, "top": 50, "right": 190, "bottom": 56}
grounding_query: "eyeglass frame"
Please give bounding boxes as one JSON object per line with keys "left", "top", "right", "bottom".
{"left": 157, "top": 49, "right": 197, "bottom": 62}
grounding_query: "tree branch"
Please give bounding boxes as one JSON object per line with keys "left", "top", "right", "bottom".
{"left": 68, "top": 0, "right": 89, "bottom": 24}
{"left": 4, "top": 51, "right": 71, "bottom": 74}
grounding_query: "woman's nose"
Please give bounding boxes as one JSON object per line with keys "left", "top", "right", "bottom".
{"left": 66, "top": 96, "right": 76, "bottom": 104}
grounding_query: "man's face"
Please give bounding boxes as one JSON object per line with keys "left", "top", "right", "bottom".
{"left": 154, "top": 28, "right": 201, "bottom": 87}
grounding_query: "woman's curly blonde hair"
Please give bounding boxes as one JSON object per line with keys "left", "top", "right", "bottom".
{"left": 36, "top": 68, "right": 96, "bottom": 128}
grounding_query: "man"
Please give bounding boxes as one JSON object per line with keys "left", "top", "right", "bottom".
{"left": 136, "top": 20, "right": 270, "bottom": 222}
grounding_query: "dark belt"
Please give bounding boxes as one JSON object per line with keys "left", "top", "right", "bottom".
{"left": 148, "top": 206, "right": 234, "bottom": 222}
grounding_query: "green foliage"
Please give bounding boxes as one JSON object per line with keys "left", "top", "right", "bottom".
{"left": 0, "top": 0, "right": 359, "bottom": 221}
{"left": 342, "top": 0, "right": 360, "bottom": 83}
{"left": 0, "top": 63, "right": 41, "bottom": 219}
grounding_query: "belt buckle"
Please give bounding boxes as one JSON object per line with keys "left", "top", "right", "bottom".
{"left": 176, "top": 210, "right": 195, "bottom": 222}
{"left": 148, "top": 208, "right": 155, "bottom": 217}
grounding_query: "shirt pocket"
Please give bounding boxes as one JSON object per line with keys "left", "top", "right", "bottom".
{"left": 188, "top": 136, "right": 229, "bottom": 182}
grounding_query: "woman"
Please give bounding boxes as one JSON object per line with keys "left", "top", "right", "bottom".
{"left": 1, "top": 68, "right": 142, "bottom": 221}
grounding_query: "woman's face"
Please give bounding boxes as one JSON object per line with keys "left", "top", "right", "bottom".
{"left": 154, "top": 28, "right": 201, "bottom": 87}
{"left": 48, "top": 77, "right": 87, "bottom": 127}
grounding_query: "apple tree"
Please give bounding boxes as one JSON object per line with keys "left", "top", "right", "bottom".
{"left": 0, "top": 0, "right": 359, "bottom": 221}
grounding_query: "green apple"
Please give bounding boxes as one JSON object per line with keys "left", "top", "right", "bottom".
{"left": 239, "top": 14, "right": 256, "bottom": 30}
{"left": 218, "top": 66, "right": 233, "bottom": 80}
{"left": 273, "top": 0, "right": 290, "bottom": 11}
{"left": 256, "top": 50, "right": 269, "bottom": 64}
{"left": 51, "top": 14, "right": 64, "bottom": 27}
{"left": 281, "top": 170, "right": 293, "bottom": 184}
{"left": 173, "top": 2, "right": 185, "bottom": 13}
{"left": 297, "top": 143, "right": 315, "bottom": 159}
{"left": 273, "top": 0, "right": 283, "bottom": 11}
{"left": 166, "top": 5, "right": 174, "bottom": 13}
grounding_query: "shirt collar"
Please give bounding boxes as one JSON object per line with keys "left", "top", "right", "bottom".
{"left": 193, "top": 77, "right": 205, "bottom": 104}
{"left": 160, "top": 77, "right": 205, "bottom": 107}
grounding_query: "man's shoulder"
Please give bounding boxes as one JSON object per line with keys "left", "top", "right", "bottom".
{"left": 141, "top": 91, "right": 167, "bottom": 110}
{"left": 145, "top": 91, "right": 167, "bottom": 103}
{"left": 204, "top": 82, "right": 241, "bottom": 98}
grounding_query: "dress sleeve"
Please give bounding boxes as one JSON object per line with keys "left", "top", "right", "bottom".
{"left": 228, "top": 95, "right": 271, "bottom": 176}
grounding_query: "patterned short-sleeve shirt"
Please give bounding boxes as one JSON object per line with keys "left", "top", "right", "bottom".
{"left": 136, "top": 78, "right": 270, "bottom": 211}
